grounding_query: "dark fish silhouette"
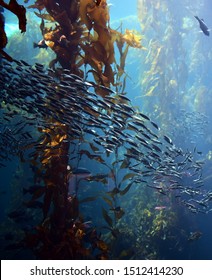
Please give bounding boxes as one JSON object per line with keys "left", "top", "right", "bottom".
{"left": 194, "top": 16, "right": 209, "bottom": 36}
{"left": 0, "top": 59, "right": 209, "bottom": 214}
{"left": 33, "top": 39, "right": 48, "bottom": 49}
{"left": 188, "top": 231, "right": 202, "bottom": 241}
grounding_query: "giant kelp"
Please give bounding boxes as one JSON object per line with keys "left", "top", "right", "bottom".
{"left": 137, "top": 0, "right": 212, "bottom": 142}
{"left": 0, "top": 0, "right": 27, "bottom": 61}
{"left": 28, "top": 0, "right": 143, "bottom": 94}
{"left": 25, "top": 0, "right": 143, "bottom": 243}
{"left": 0, "top": 0, "right": 144, "bottom": 259}
{"left": 1, "top": 0, "right": 211, "bottom": 260}
{"left": 137, "top": 0, "right": 191, "bottom": 132}
{"left": 137, "top": 0, "right": 212, "bottom": 195}
{"left": 1, "top": 57, "right": 211, "bottom": 259}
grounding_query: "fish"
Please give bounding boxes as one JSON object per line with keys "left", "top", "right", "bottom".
{"left": 194, "top": 16, "right": 209, "bottom": 36}
{"left": 139, "top": 112, "right": 150, "bottom": 121}
{"left": 150, "top": 120, "right": 159, "bottom": 130}
{"left": 188, "top": 231, "right": 202, "bottom": 241}
{"left": 155, "top": 206, "right": 166, "bottom": 210}
{"left": 33, "top": 39, "right": 48, "bottom": 49}
{"left": 151, "top": 143, "right": 162, "bottom": 153}
{"left": 0, "top": 58, "right": 209, "bottom": 217}
{"left": 163, "top": 135, "right": 173, "bottom": 145}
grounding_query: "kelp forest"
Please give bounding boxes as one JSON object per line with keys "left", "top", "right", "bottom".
{"left": 0, "top": 0, "right": 212, "bottom": 260}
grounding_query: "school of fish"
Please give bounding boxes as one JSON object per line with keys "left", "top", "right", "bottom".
{"left": 0, "top": 57, "right": 212, "bottom": 215}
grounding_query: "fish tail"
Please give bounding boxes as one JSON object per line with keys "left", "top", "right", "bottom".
{"left": 33, "top": 42, "right": 38, "bottom": 48}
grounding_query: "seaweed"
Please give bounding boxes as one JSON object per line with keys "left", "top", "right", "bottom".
{"left": 0, "top": 0, "right": 27, "bottom": 60}
{"left": 17, "top": 0, "right": 144, "bottom": 259}
{"left": 29, "top": 0, "right": 144, "bottom": 94}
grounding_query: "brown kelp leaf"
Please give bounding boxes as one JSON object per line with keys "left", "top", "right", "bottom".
{"left": 104, "top": 63, "right": 114, "bottom": 85}
{"left": 120, "top": 75, "right": 127, "bottom": 93}
{"left": 0, "top": 16, "right": 7, "bottom": 49}
{"left": 122, "top": 173, "right": 137, "bottom": 182}
{"left": 114, "top": 208, "right": 125, "bottom": 219}
{"left": 111, "top": 228, "right": 120, "bottom": 238}
{"left": 89, "top": 142, "right": 100, "bottom": 153}
{"left": 120, "top": 181, "right": 134, "bottom": 196}
{"left": 75, "top": 228, "right": 85, "bottom": 239}
{"left": 120, "top": 158, "right": 129, "bottom": 169}
{"left": 34, "top": 11, "right": 55, "bottom": 22}
{"left": 107, "top": 187, "right": 120, "bottom": 198}
{"left": 119, "top": 248, "right": 134, "bottom": 258}
{"left": 120, "top": 44, "right": 129, "bottom": 73}
{"left": 86, "top": 69, "right": 103, "bottom": 84}
{"left": 88, "top": 0, "right": 110, "bottom": 29}
{"left": 122, "top": 29, "right": 144, "bottom": 48}
{"left": 85, "top": 174, "right": 108, "bottom": 184}
{"left": 41, "top": 155, "right": 52, "bottom": 165}
{"left": 102, "top": 207, "right": 113, "bottom": 227}
{"left": 0, "top": 49, "right": 13, "bottom": 62}
{"left": 79, "top": 150, "right": 106, "bottom": 164}
{"left": 79, "top": 0, "right": 94, "bottom": 30}
{"left": 96, "top": 240, "right": 108, "bottom": 252}
{"left": 94, "top": 155, "right": 105, "bottom": 164}
{"left": 28, "top": 1, "right": 45, "bottom": 11}
{"left": 102, "top": 196, "right": 114, "bottom": 208}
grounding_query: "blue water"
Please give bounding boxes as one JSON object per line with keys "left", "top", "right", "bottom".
{"left": 1, "top": 0, "right": 212, "bottom": 260}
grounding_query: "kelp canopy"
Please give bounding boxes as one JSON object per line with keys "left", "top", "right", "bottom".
{"left": 1, "top": 0, "right": 144, "bottom": 92}
{"left": 25, "top": 0, "right": 144, "bottom": 96}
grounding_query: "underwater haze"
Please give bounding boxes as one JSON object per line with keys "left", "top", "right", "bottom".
{"left": 0, "top": 0, "right": 212, "bottom": 260}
